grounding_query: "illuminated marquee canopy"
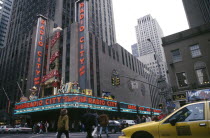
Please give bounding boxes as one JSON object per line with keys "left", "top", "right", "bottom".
{"left": 14, "top": 94, "right": 161, "bottom": 115}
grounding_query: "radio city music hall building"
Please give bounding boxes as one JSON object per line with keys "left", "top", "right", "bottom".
{"left": 0, "top": 0, "right": 162, "bottom": 126}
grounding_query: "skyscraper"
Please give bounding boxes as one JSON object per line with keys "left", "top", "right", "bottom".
{"left": 182, "top": 0, "right": 210, "bottom": 28}
{"left": 0, "top": 0, "right": 13, "bottom": 48}
{"left": 0, "top": 0, "right": 116, "bottom": 109}
{"left": 131, "top": 43, "right": 139, "bottom": 58}
{"left": 135, "top": 14, "right": 168, "bottom": 82}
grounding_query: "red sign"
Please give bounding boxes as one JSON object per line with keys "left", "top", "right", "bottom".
{"left": 78, "top": 1, "right": 86, "bottom": 90}
{"left": 33, "top": 17, "right": 47, "bottom": 86}
{"left": 41, "top": 70, "right": 59, "bottom": 83}
{"left": 128, "top": 105, "right": 137, "bottom": 110}
{"left": 50, "top": 51, "right": 59, "bottom": 64}
{"left": 51, "top": 31, "right": 61, "bottom": 48}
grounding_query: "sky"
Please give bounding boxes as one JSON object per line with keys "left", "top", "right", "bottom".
{"left": 112, "top": 0, "right": 189, "bottom": 53}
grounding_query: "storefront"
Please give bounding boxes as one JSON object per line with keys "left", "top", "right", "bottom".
{"left": 14, "top": 93, "right": 161, "bottom": 131}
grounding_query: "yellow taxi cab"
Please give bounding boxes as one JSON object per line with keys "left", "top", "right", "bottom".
{"left": 119, "top": 101, "right": 210, "bottom": 138}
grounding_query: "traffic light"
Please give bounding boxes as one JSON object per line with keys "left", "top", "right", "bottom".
{"left": 111, "top": 77, "right": 115, "bottom": 86}
{"left": 115, "top": 77, "right": 120, "bottom": 86}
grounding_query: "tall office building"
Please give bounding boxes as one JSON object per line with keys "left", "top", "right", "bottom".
{"left": 0, "top": 0, "right": 13, "bottom": 48}
{"left": 135, "top": 14, "right": 168, "bottom": 82}
{"left": 182, "top": 0, "right": 210, "bottom": 28}
{"left": 131, "top": 43, "right": 139, "bottom": 58}
{"left": 0, "top": 0, "right": 116, "bottom": 110}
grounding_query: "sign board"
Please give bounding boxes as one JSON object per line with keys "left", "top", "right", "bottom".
{"left": 119, "top": 102, "right": 137, "bottom": 113}
{"left": 188, "top": 89, "right": 210, "bottom": 102}
{"left": 14, "top": 94, "right": 118, "bottom": 114}
{"left": 33, "top": 16, "right": 47, "bottom": 87}
{"left": 172, "top": 93, "right": 186, "bottom": 101}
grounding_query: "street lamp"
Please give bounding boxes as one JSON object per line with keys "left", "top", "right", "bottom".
{"left": 147, "top": 38, "right": 162, "bottom": 77}
{"left": 147, "top": 38, "right": 169, "bottom": 113}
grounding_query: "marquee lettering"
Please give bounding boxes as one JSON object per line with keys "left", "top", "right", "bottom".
{"left": 33, "top": 18, "right": 46, "bottom": 86}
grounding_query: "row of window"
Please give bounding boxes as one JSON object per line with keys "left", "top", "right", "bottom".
{"left": 172, "top": 44, "right": 202, "bottom": 62}
{"left": 176, "top": 67, "right": 209, "bottom": 88}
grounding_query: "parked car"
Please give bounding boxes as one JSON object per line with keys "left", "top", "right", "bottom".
{"left": 120, "top": 101, "right": 210, "bottom": 138}
{"left": 108, "top": 120, "right": 121, "bottom": 133}
{"left": 0, "top": 125, "right": 15, "bottom": 134}
{"left": 14, "top": 126, "right": 32, "bottom": 134}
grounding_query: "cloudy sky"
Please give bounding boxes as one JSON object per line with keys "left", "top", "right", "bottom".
{"left": 112, "top": 0, "right": 189, "bottom": 52}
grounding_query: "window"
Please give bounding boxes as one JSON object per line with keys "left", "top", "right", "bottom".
{"left": 171, "top": 49, "right": 182, "bottom": 62}
{"left": 194, "top": 62, "right": 209, "bottom": 85}
{"left": 196, "top": 69, "right": 209, "bottom": 84}
{"left": 190, "top": 44, "right": 201, "bottom": 58}
{"left": 164, "top": 103, "right": 204, "bottom": 123}
{"left": 176, "top": 72, "right": 188, "bottom": 87}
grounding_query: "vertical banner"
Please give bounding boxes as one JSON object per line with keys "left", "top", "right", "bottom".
{"left": 33, "top": 16, "right": 47, "bottom": 88}
{"left": 78, "top": 0, "right": 87, "bottom": 90}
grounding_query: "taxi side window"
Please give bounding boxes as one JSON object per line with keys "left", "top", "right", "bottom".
{"left": 164, "top": 103, "right": 204, "bottom": 123}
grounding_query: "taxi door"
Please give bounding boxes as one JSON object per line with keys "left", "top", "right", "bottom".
{"left": 159, "top": 102, "right": 209, "bottom": 138}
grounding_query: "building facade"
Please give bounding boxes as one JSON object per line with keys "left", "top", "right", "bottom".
{"left": 0, "top": 0, "right": 163, "bottom": 125}
{"left": 162, "top": 23, "right": 210, "bottom": 108}
{"left": 0, "top": 0, "right": 13, "bottom": 48}
{"left": 0, "top": 0, "right": 116, "bottom": 110}
{"left": 135, "top": 14, "right": 168, "bottom": 82}
{"left": 182, "top": 0, "right": 210, "bottom": 28}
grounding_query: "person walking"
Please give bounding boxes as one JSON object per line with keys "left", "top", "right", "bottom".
{"left": 45, "top": 121, "right": 49, "bottom": 133}
{"left": 98, "top": 113, "right": 109, "bottom": 138}
{"left": 57, "top": 109, "right": 69, "bottom": 138}
{"left": 135, "top": 115, "right": 141, "bottom": 124}
{"left": 141, "top": 115, "right": 146, "bottom": 123}
{"left": 37, "top": 121, "right": 43, "bottom": 134}
{"left": 146, "top": 115, "right": 152, "bottom": 122}
{"left": 92, "top": 110, "right": 99, "bottom": 137}
{"left": 82, "top": 109, "right": 98, "bottom": 138}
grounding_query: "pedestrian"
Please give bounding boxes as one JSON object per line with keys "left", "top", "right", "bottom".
{"left": 33, "top": 123, "right": 38, "bottom": 134}
{"left": 141, "top": 115, "right": 146, "bottom": 123}
{"left": 92, "top": 110, "right": 99, "bottom": 137}
{"left": 57, "top": 108, "right": 69, "bottom": 138}
{"left": 81, "top": 108, "right": 98, "bottom": 138}
{"left": 152, "top": 115, "right": 159, "bottom": 121}
{"left": 146, "top": 115, "right": 152, "bottom": 122}
{"left": 98, "top": 113, "right": 109, "bottom": 138}
{"left": 45, "top": 121, "right": 49, "bottom": 133}
{"left": 135, "top": 115, "right": 141, "bottom": 124}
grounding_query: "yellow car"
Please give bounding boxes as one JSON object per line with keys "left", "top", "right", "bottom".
{"left": 119, "top": 101, "right": 210, "bottom": 138}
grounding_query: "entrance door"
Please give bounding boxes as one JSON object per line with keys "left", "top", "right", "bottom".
{"left": 159, "top": 102, "right": 209, "bottom": 138}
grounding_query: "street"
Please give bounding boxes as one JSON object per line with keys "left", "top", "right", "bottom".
{"left": 0, "top": 132, "right": 121, "bottom": 138}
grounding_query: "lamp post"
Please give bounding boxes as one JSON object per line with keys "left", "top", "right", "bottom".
{"left": 147, "top": 38, "right": 169, "bottom": 113}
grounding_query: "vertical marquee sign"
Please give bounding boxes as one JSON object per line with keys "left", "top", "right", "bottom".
{"left": 33, "top": 16, "right": 47, "bottom": 88}
{"left": 78, "top": 0, "right": 87, "bottom": 90}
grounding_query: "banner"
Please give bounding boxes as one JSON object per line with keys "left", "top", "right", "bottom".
{"left": 188, "top": 89, "right": 210, "bottom": 102}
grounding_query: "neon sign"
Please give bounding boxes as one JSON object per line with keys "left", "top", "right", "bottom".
{"left": 119, "top": 102, "right": 137, "bottom": 113}
{"left": 33, "top": 17, "right": 47, "bottom": 87}
{"left": 78, "top": 1, "right": 87, "bottom": 90}
{"left": 41, "top": 70, "right": 59, "bottom": 83}
{"left": 51, "top": 31, "right": 61, "bottom": 48}
{"left": 50, "top": 51, "right": 59, "bottom": 64}
{"left": 14, "top": 94, "right": 118, "bottom": 114}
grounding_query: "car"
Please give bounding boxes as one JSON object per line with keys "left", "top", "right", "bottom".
{"left": 118, "top": 120, "right": 136, "bottom": 126}
{"left": 14, "top": 126, "right": 32, "bottom": 134}
{"left": 0, "top": 125, "right": 15, "bottom": 134}
{"left": 108, "top": 120, "right": 121, "bottom": 133}
{"left": 120, "top": 101, "right": 210, "bottom": 138}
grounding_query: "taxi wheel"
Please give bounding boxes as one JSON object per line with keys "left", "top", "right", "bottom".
{"left": 131, "top": 131, "right": 153, "bottom": 138}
